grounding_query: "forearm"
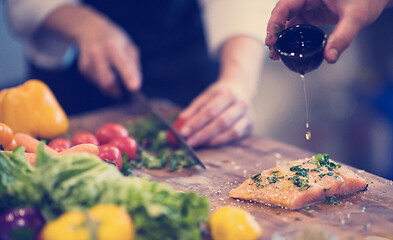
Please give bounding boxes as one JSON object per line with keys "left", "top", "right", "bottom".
{"left": 218, "top": 35, "right": 265, "bottom": 99}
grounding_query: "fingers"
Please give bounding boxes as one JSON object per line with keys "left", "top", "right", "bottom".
{"left": 187, "top": 99, "right": 247, "bottom": 147}
{"left": 108, "top": 42, "right": 142, "bottom": 91}
{"left": 324, "top": 12, "right": 364, "bottom": 63}
{"left": 77, "top": 26, "right": 142, "bottom": 97}
{"left": 179, "top": 87, "right": 216, "bottom": 120}
{"left": 207, "top": 113, "right": 254, "bottom": 146}
{"left": 265, "top": 0, "right": 307, "bottom": 49}
{"left": 78, "top": 46, "right": 120, "bottom": 97}
{"left": 179, "top": 89, "right": 236, "bottom": 138}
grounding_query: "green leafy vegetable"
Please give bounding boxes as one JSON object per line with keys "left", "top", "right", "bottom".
{"left": 249, "top": 171, "right": 284, "bottom": 188}
{"left": 141, "top": 150, "right": 168, "bottom": 169}
{"left": 121, "top": 153, "right": 132, "bottom": 176}
{"left": 125, "top": 117, "right": 198, "bottom": 171}
{"left": 1, "top": 145, "right": 209, "bottom": 240}
{"left": 290, "top": 165, "right": 309, "bottom": 177}
{"left": 313, "top": 154, "right": 341, "bottom": 170}
{"left": 319, "top": 172, "right": 335, "bottom": 179}
{"left": 267, "top": 176, "right": 281, "bottom": 184}
{"left": 149, "top": 130, "right": 168, "bottom": 153}
{"left": 324, "top": 196, "right": 341, "bottom": 205}
{"left": 169, "top": 150, "right": 197, "bottom": 172}
{"left": 292, "top": 176, "right": 311, "bottom": 191}
{"left": 0, "top": 147, "right": 42, "bottom": 211}
{"left": 127, "top": 117, "right": 164, "bottom": 143}
{"left": 251, "top": 173, "right": 261, "bottom": 180}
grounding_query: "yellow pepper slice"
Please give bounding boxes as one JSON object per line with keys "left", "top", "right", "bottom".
{"left": 41, "top": 204, "right": 135, "bottom": 240}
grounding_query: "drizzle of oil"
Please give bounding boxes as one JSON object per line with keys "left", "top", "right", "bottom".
{"left": 306, "top": 130, "right": 311, "bottom": 140}
{"left": 301, "top": 74, "right": 311, "bottom": 140}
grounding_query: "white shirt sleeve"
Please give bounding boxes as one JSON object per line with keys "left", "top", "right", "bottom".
{"left": 199, "top": 0, "right": 276, "bottom": 58}
{"left": 5, "top": 0, "right": 79, "bottom": 69}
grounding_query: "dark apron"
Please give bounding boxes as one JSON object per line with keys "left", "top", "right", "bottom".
{"left": 30, "top": 0, "right": 219, "bottom": 115}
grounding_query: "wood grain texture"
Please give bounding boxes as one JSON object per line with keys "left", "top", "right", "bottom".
{"left": 69, "top": 101, "right": 393, "bottom": 240}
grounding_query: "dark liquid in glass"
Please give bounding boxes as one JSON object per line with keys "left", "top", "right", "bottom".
{"left": 275, "top": 25, "right": 327, "bottom": 75}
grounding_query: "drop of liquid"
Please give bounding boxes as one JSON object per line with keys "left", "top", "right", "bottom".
{"left": 301, "top": 74, "right": 311, "bottom": 140}
{"left": 306, "top": 130, "right": 311, "bottom": 140}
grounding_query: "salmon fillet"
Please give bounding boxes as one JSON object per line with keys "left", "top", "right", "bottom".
{"left": 229, "top": 154, "right": 367, "bottom": 209}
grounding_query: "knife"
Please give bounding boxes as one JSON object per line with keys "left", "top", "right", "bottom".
{"left": 131, "top": 91, "right": 206, "bottom": 169}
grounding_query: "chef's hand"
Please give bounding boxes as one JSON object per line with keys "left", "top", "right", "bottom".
{"left": 266, "top": 0, "right": 393, "bottom": 63}
{"left": 178, "top": 79, "right": 255, "bottom": 147}
{"left": 42, "top": 4, "right": 142, "bottom": 97}
{"left": 178, "top": 36, "right": 265, "bottom": 148}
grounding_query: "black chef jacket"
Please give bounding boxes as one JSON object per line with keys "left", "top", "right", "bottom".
{"left": 29, "top": 0, "right": 219, "bottom": 115}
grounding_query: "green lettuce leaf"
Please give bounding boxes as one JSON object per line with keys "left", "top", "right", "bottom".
{"left": 0, "top": 147, "right": 42, "bottom": 211}
{"left": 33, "top": 145, "right": 209, "bottom": 240}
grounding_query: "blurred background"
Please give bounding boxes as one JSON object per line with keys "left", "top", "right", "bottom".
{"left": 1, "top": 3, "right": 392, "bottom": 180}
{"left": 0, "top": 4, "right": 25, "bottom": 88}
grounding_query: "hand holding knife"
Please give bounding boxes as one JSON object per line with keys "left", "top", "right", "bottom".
{"left": 115, "top": 71, "right": 205, "bottom": 169}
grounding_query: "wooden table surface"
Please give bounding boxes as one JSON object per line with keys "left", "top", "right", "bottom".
{"left": 68, "top": 101, "right": 393, "bottom": 240}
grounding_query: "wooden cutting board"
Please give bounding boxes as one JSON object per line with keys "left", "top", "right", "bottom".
{"left": 68, "top": 102, "right": 393, "bottom": 240}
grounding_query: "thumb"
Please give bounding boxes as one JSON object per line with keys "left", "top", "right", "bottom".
{"left": 324, "top": 15, "right": 363, "bottom": 63}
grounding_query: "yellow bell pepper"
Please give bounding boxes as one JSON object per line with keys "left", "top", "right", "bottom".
{"left": 41, "top": 204, "right": 135, "bottom": 240}
{"left": 0, "top": 79, "right": 68, "bottom": 139}
{"left": 208, "top": 206, "right": 262, "bottom": 240}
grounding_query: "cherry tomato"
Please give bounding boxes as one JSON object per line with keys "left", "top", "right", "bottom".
{"left": 166, "top": 117, "right": 187, "bottom": 147}
{"left": 98, "top": 144, "right": 122, "bottom": 171}
{"left": 0, "top": 123, "right": 14, "bottom": 148}
{"left": 71, "top": 131, "right": 99, "bottom": 146}
{"left": 48, "top": 138, "right": 71, "bottom": 152}
{"left": 4, "top": 139, "right": 17, "bottom": 151}
{"left": 109, "top": 136, "right": 138, "bottom": 160}
{"left": 96, "top": 123, "right": 129, "bottom": 145}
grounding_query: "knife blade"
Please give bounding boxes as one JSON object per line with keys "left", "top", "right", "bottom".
{"left": 132, "top": 91, "right": 206, "bottom": 169}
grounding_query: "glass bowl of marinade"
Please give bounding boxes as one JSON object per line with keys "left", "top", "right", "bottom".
{"left": 275, "top": 24, "right": 327, "bottom": 75}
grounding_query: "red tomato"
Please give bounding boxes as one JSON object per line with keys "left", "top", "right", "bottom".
{"left": 3, "top": 139, "right": 17, "bottom": 151}
{"left": 48, "top": 138, "right": 71, "bottom": 152}
{"left": 71, "top": 131, "right": 99, "bottom": 146}
{"left": 98, "top": 144, "right": 122, "bottom": 171}
{"left": 96, "top": 123, "right": 129, "bottom": 145}
{"left": 109, "top": 136, "right": 137, "bottom": 160}
{"left": 0, "top": 123, "right": 14, "bottom": 148}
{"left": 166, "top": 117, "right": 187, "bottom": 147}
